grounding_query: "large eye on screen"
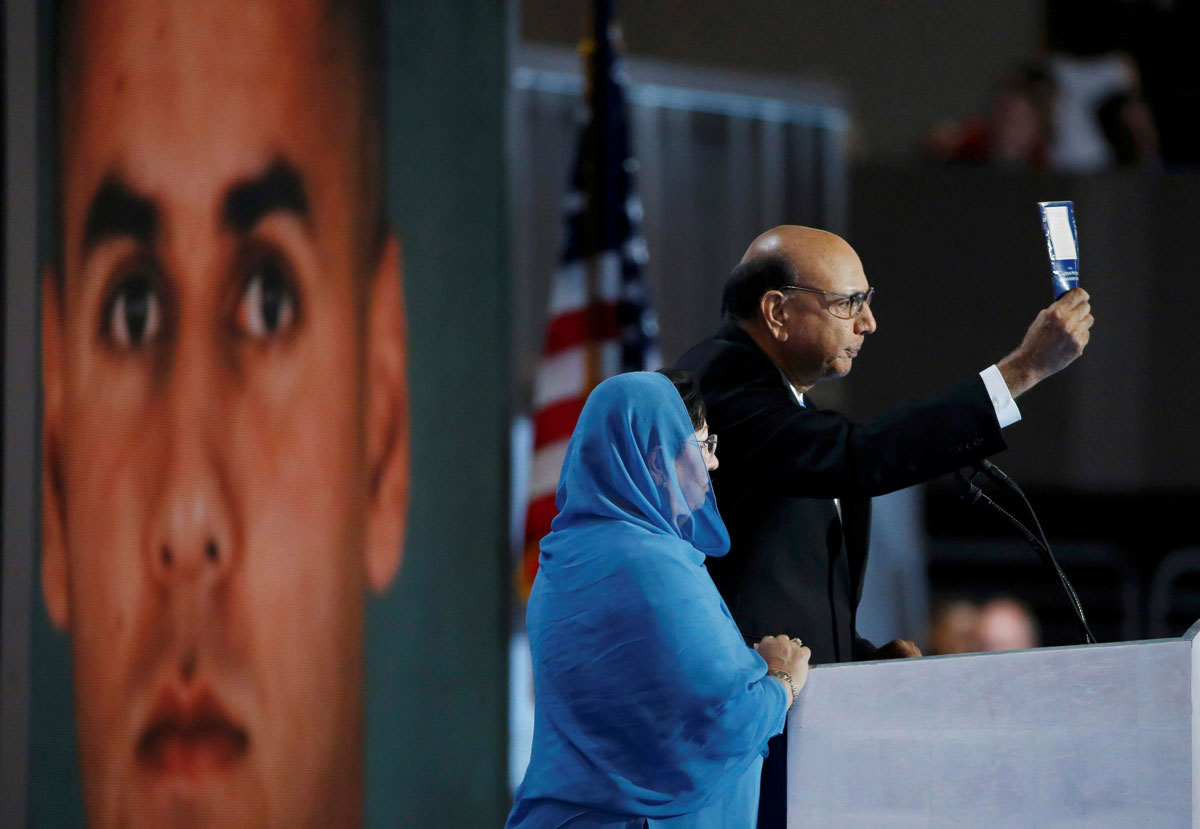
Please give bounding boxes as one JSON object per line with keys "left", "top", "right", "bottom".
{"left": 104, "top": 268, "right": 163, "bottom": 349}
{"left": 236, "top": 246, "right": 299, "bottom": 340}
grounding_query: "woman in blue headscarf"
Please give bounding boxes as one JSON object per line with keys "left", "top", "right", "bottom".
{"left": 508, "top": 371, "right": 811, "bottom": 828}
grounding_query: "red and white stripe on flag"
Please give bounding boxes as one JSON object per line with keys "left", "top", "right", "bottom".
{"left": 517, "top": 9, "right": 660, "bottom": 598}
{"left": 519, "top": 253, "right": 628, "bottom": 597}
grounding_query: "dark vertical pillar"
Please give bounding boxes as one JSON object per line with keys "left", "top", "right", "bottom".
{"left": 367, "top": 1, "right": 511, "bottom": 825}
{"left": 2, "top": 0, "right": 40, "bottom": 825}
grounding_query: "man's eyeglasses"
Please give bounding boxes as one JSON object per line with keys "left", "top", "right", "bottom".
{"left": 696, "top": 434, "right": 718, "bottom": 456}
{"left": 781, "top": 285, "right": 875, "bottom": 320}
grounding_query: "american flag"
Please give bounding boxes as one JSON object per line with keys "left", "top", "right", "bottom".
{"left": 518, "top": 1, "right": 660, "bottom": 597}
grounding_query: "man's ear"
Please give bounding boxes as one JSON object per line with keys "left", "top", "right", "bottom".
{"left": 42, "top": 265, "right": 71, "bottom": 630}
{"left": 759, "top": 291, "right": 789, "bottom": 341}
{"left": 364, "top": 234, "right": 409, "bottom": 593}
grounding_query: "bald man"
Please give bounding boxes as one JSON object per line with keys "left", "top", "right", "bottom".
{"left": 675, "top": 226, "right": 1090, "bottom": 825}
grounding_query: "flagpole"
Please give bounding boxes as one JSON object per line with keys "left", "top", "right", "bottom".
{"left": 517, "top": 0, "right": 658, "bottom": 598}
{"left": 582, "top": 0, "right": 612, "bottom": 392}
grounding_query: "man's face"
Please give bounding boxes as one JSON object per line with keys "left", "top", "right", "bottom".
{"left": 42, "top": 1, "right": 407, "bottom": 825}
{"left": 776, "top": 244, "right": 877, "bottom": 386}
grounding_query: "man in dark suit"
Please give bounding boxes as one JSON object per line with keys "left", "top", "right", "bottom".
{"left": 674, "top": 225, "right": 1092, "bottom": 824}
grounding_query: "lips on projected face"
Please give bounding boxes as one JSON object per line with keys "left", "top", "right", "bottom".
{"left": 137, "top": 688, "right": 250, "bottom": 775}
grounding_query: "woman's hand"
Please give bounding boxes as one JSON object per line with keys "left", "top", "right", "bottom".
{"left": 754, "top": 635, "right": 811, "bottom": 703}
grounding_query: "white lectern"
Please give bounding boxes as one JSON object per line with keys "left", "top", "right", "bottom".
{"left": 787, "top": 622, "right": 1199, "bottom": 827}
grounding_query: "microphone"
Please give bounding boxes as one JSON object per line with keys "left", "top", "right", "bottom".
{"left": 955, "top": 464, "right": 1096, "bottom": 646}
{"left": 975, "top": 459, "right": 1018, "bottom": 492}
{"left": 954, "top": 466, "right": 984, "bottom": 504}
{"left": 974, "top": 461, "right": 1049, "bottom": 555}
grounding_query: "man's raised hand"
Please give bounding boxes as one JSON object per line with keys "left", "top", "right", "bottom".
{"left": 998, "top": 288, "right": 1093, "bottom": 398}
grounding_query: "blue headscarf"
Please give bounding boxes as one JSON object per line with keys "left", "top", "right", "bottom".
{"left": 509, "top": 372, "right": 788, "bottom": 827}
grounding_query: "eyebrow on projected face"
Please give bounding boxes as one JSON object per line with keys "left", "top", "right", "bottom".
{"left": 222, "top": 158, "right": 312, "bottom": 235}
{"left": 82, "top": 176, "right": 159, "bottom": 255}
{"left": 80, "top": 157, "right": 313, "bottom": 260}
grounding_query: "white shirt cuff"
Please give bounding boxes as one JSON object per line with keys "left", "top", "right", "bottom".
{"left": 980, "top": 364, "right": 1021, "bottom": 428}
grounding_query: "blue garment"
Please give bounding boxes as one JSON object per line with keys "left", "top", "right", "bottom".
{"left": 508, "top": 372, "right": 789, "bottom": 828}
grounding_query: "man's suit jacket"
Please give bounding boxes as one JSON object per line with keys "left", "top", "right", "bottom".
{"left": 675, "top": 323, "right": 1007, "bottom": 664}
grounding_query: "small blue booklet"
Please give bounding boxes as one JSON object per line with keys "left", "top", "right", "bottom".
{"left": 1038, "top": 200, "right": 1079, "bottom": 298}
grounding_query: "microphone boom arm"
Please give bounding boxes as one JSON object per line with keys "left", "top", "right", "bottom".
{"left": 956, "top": 466, "right": 1097, "bottom": 645}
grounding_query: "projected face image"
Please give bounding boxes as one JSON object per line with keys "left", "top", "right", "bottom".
{"left": 41, "top": 0, "right": 407, "bottom": 825}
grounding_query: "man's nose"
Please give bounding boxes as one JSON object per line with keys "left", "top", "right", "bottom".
{"left": 147, "top": 358, "right": 234, "bottom": 589}
{"left": 855, "top": 303, "right": 877, "bottom": 334}
{"left": 149, "top": 450, "right": 234, "bottom": 588}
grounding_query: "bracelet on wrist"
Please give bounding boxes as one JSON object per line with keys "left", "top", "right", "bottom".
{"left": 766, "top": 668, "right": 798, "bottom": 708}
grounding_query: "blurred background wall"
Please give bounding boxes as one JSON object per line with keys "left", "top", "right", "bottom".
{"left": 521, "top": 0, "right": 1046, "bottom": 162}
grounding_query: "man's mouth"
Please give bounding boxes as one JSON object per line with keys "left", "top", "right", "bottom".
{"left": 845, "top": 347, "right": 860, "bottom": 358}
{"left": 137, "top": 688, "right": 249, "bottom": 775}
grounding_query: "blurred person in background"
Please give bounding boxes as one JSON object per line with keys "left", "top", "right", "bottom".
{"left": 925, "top": 595, "right": 1041, "bottom": 655}
{"left": 978, "top": 596, "right": 1042, "bottom": 652}
{"left": 1096, "top": 90, "right": 1161, "bottom": 170}
{"left": 922, "top": 64, "right": 1056, "bottom": 171}
{"left": 927, "top": 596, "right": 983, "bottom": 656}
{"left": 1043, "top": 0, "right": 1153, "bottom": 173}
{"left": 1045, "top": 50, "right": 1142, "bottom": 172}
